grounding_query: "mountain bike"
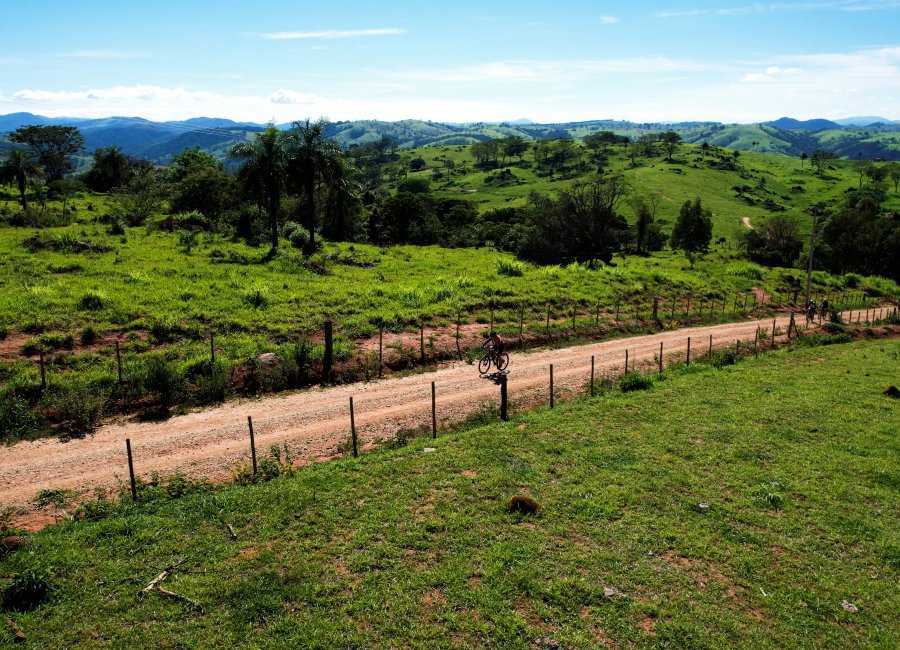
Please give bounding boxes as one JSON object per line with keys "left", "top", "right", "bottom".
{"left": 478, "top": 347, "right": 509, "bottom": 374}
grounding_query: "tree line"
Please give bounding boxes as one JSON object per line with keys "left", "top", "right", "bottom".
{"left": 2, "top": 122, "right": 899, "bottom": 279}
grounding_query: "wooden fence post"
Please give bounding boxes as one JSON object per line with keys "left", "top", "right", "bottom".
{"left": 670, "top": 296, "right": 676, "bottom": 320}
{"left": 686, "top": 336, "right": 691, "bottom": 365}
{"left": 686, "top": 296, "right": 691, "bottom": 318}
{"left": 519, "top": 306, "right": 525, "bottom": 343}
{"left": 39, "top": 350, "right": 46, "bottom": 391}
{"left": 349, "top": 397, "right": 358, "bottom": 458}
{"left": 771, "top": 318, "right": 776, "bottom": 346}
{"left": 126, "top": 438, "right": 137, "bottom": 501}
{"left": 595, "top": 301, "right": 601, "bottom": 327}
{"left": 652, "top": 296, "right": 659, "bottom": 320}
{"left": 754, "top": 327, "right": 759, "bottom": 356}
{"left": 590, "top": 355, "right": 595, "bottom": 397}
{"left": 322, "top": 318, "right": 333, "bottom": 385}
{"left": 549, "top": 364, "right": 554, "bottom": 409}
{"left": 500, "top": 374, "right": 508, "bottom": 421}
{"left": 708, "top": 334, "right": 713, "bottom": 360}
{"left": 210, "top": 331, "right": 215, "bottom": 365}
{"left": 572, "top": 304, "right": 577, "bottom": 333}
{"left": 624, "top": 349, "right": 629, "bottom": 375}
{"left": 615, "top": 299, "right": 621, "bottom": 323}
{"left": 431, "top": 381, "right": 437, "bottom": 439}
{"left": 247, "top": 415, "right": 257, "bottom": 475}
{"left": 379, "top": 326, "right": 384, "bottom": 377}
{"left": 659, "top": 341, "right": 664, "bottom": 373}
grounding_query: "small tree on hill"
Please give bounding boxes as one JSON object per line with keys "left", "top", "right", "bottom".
{"left": 670, "top": 197, "right": 713, "bottom": 262}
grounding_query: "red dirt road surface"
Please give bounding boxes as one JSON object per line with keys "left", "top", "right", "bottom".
{"left": 0, "top": 312, "right": 861, "bottom": 528}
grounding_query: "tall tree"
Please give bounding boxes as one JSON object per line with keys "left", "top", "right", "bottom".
{"left": 670, "top": 197, "right": 713, "bottom": 257}
{"left": 83, "top": 145, "right": 135, "bottom": 192}
{"left": 284, "top": 119, "right": 344, "bottom": 255}
{"left": 230, "top": 125, "right": 289, "bottom": 253}
{"left": 0, "top": 148, "right": 41, "bottom": 210}
{"left": 660, "top": 131, "right": 682, "bottom": 162}
{"left": 10, "top": 125, "right": 84, "bottom": 182}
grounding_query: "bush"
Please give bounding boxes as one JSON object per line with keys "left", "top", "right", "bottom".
{"left": 710, "top": 349, "right": 737, "bottom": 368}
{"left": 725, "top": 262, "right": 765, "bottom": 281}
{"left": 0, "top": 394, "right": 40, "bottom": 442}
{"left": 40, "top": 380, "right": 110, "bottom": 436}
{"left": 143, "top": 354, "right": 185, "bottom": 406}
{"left": 288, "top": 228, "right": 309, "bottom": 250}
{"left": 619, "top": 372, "right": 653, "bottom": 392}
{"left": 496, "top": 258, "right": 525, "bottom": 277}
{"left": 1, "top": 567, "right": 54, "bottom": 612}
{"left": 77, "top": 290, "right": 107, "bottom": 311}
{"left": 187, "top": 358, "right": 229, "bottom": 405}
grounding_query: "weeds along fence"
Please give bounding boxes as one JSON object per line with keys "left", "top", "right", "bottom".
{"left": 117, "top": 308, "right": 888, "bottom": 496}
{"left": 5, "top": 288, "right": 897, "bottom": 442}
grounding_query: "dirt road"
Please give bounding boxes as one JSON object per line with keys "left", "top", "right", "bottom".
{"left": 0, "top": 312, "right": 849, "bottom": 524}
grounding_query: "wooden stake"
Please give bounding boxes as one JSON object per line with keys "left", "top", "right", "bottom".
{"left": 115, "top": 341, "right": 123, "bottom": 385}
{"left": 247, "top": 416, "right": 257, "bottom": 475}
{"left": 771, "top": 318, "right": 776, "bottom": 346}
{"left": 500, "top": 374, "right": 508, "bottom": 421}
{"left": 126, "top": 438, "right": 137, "bottom": 501}
{"left": 590, "top": 355, "right": 595, "bottom": 396}
{"left": 708, "top": 334, "right": 713, "bottom": 360}
{"left": 39, "top": 350, "right": 46, "bottom": 391}
{"left": 419, "top": 321, "right": 425, "bottom": 363}
{"left": 322, "top": 318, "right": 333, "bottom": 385}
{"left": 624, "top": 349, "right": 629, "bottom": 375}
{"left": 210, "top": 331, "right": 215, "bottom": 365}
{"left": 546, "top": 303, "right": 552, "bottom": 340}
{"left": 549, "top": 364, "right": 554, "bottom": 409}
{"left": 349, "top": 397, "right": 358, "bottom": 458}
{"left": 455, "top": 314, "right": 462, "bottom": 361}
{"left": 379, "top": 326, "right": 384, "bottom": 377}
{"left": 659, "top": 341, "right": 663, "bottom": 373}
{"left": 686, "top": 336, "right": 691, "bottom": 365}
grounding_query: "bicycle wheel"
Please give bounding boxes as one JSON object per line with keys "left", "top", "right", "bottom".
{"left": 478, "top": 354, "right": 492, "bottom": 374}
{"left": 495, "top": 352, "right": 510, "bottom": 371}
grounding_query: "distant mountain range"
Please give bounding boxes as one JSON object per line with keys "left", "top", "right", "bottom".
{"left": 1, "top": 112, "right": 898, "bottom": 165}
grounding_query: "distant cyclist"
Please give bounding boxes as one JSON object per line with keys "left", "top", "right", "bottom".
{"left": 483, "top": 331, "right": 504, "bottom": 357}
{"left": 806, "top": 300, "right": 817, "bottom": 324}
{"left": 820, "top": 298, "right": 829, "bottom": 320}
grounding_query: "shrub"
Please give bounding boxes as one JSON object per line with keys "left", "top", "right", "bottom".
{"left": 79, "top": 327, "right": 97, "bottom": 346}
{"left": 143, "top": 354, "right": 185, "bottom": 406}
{"left": 188, "top": 359, "right": 229, "bottom": 405}
{"left": 725, "top": 262, "right": 765, "bottom": 281}
{"left": 40, "top": 380, "right": 110, "bottom": 436}
{"left": 39, "top": 333, "right": 73, "bottom": 351}
{"left": 0, "top": 394, "right": 40, "bottom": 442}
{"left": 496, "top": 258, "right": 525, "bottom": 277}
{"left": 1, "top": 567, "right": 54, "bottom": 612}
{"left": 619, "top": 372, "right": 653, "bottom": 392}
{"left": 710, "top": 349, "right": 737, "bottom": 368}
{"left": 242, "top": 284, "right": 270, "bottom": 309}
{"left": 77, "top": 290, "right": 106, "bottom": 311}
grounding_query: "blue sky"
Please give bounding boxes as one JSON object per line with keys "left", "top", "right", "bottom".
{"left": 2, "top": 0, "right": 899, "bottom": 123}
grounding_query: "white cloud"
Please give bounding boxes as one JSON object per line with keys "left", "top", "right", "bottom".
{"left": 657, "top": 1, "right": 898, "bottom": 18}
{"left": 253, "top": 28, "right": 406, "bottom": 40}
{"left": 599, "top": 16, "right": 620, "bottom": 24}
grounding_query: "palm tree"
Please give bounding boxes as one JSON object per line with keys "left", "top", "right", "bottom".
{"left": 322, "top": 157, "right": 363, "bottom": 241}
{"left": 0, "top": 148, "right": 41, "bottom": 210}
{"left": 230, "top": 125, "right": 289, "bottom": 254}
{"left": 285, "top": 119, "right": 344, "bottom": 255}
{"left": 85, "top": 145, "right": 134, "bottom": 192}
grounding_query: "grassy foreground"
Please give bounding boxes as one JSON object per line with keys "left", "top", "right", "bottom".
{"left": 2, "top": 338, "right": 898, "bottom": 648}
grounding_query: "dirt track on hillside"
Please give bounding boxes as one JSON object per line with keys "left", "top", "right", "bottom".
{"left": 0, "top": 310, "right": 876, "bottom": 528}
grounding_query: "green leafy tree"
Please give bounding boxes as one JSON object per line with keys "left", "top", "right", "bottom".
{"left": 0, "top": 148, "right": 41, "bottom": 209}
{"left": 660, "top": 131, "right": 682, "bottom": 162}
{"left": 110, "top": 164, "right": 164, "bottom": 226}
{"left": 670, "top": 197, "right": 713, "bottom": 257}
{"left": 82, "top": 145, "right": 135, "bottom": 192}
{"left": 810, "top": 149, "right": 837, "bottom": 175}
{"left": 284, "top": 119, "right": 344, "bottom": 255}
{"left": 10, "top": 125, "right": 84, "bottom": 182}
{"left": 887, "top": 162, "right": 900, "bottom": 193}
{"left": 168, "top": 147, "right": 235, "bottom": 222}
{"left": 230, "top": 125, "right": 289, "bottom": 253}
{"left": 740, "top": 215, "right": 803, "bottom": 267}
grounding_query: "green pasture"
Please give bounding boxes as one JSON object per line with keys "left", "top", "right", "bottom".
{"left": 2, "top": 338, "right": 897, "bottom": 648}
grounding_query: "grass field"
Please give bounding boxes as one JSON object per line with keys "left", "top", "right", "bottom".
{"left": 2, "top": 337, "right": 897, "bottom": 648}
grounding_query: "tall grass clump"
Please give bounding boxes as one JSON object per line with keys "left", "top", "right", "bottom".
{"left": 726, "top": 262, "right": 766, "bottom": 282}
{"left": 496, "top": 258, "right": 526, "bottom": 277}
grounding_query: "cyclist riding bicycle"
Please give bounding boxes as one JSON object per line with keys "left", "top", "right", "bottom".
{"left": 820, "top": 298, "right": 829, "bottom": 320}
{"left": 806, "top": 300, "right": 817, "bottom": 323}
{"left": 483, "top": 331, "right": 504, "bottom": 357}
